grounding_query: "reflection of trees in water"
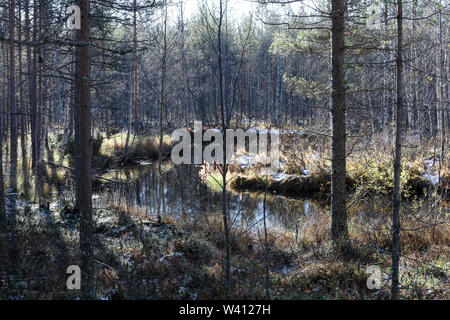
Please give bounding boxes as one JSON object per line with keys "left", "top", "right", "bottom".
{"left": 93, "top": 164, "right": 333, "bottom": 236}
{"left": 227, "top": 191, "right": 330, "bottom": 235}
{"left": 95, "top": 164, "right": 213, "bottom": 215}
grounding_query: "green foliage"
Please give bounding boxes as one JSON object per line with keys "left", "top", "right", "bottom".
{"left": 351, "top": 152, "right": 422, "bottom": 197}
{"left": 283, "top": 76, "right": 328, "bottom": 98}
{"left": 270, "top": 29, "right": 329, "bottom": 56}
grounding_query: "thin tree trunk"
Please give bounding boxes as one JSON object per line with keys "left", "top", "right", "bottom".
{"left": 59, "top": 81, "right": 71, "bottom": 164}
{"left": 437, "top": 4, "right": 446, "bottom": 184}
{"left": 31, "top": 0, "right": 38, "bottom": 175}
{"left": 0, "top": 96, "right": 6, "bottom": 248}
{"left": 218, "top": 0, "right": 231, "bottom": 299}
{"left": 411, "top": 1, "right": 420, "bottom": 133}
{"left": 133, "top": 0, "right": 139, "bottom": 133}
{"left": 391, "top": 0, "right": 403, "bottom": 301}
{"left": 123, "top": 73, "right": 133, "bottom": 160}
{"left": 18, "top": 0, "right": 29, "bottom": 196}
{"left": 157, "top": 1, "right": 168, "bottom": 223}
{"left": 0, "top": 37, "right": 8, "bottom": 277}
{"left": 330, "top": 0, "right": 348, "bottom": 248}
{"left": 75, "top": 0, "right": 94, "bottom": 299}
{"left": 263, "top": 174, "right": 269, "bottom": 298}
{"left": 9, "top": 0, "right": 18, "bottom": 193}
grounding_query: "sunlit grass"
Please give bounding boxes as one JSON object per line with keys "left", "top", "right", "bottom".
{"left": 100, "top": 132, "right": 173, "bottom": 160}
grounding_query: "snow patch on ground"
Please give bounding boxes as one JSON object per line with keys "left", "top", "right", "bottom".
{"left": 423, "top": 173, "right": 439, "bottom": 185}
{"left": 422, "top": 157, "right": 441, "bottom": 185}
{"left": 235, "top": 154, "right": 256, "bottom": 169}
{"left": 273, "top": 172, "right": 291, "bottom": 181}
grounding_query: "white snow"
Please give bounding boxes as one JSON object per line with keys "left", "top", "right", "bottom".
{"left": 423, "top": 173, "right": 439, "bottom": 185}
{"left": 235, "top": 154, "right": 256, "bottom": 169}
{"left": 421, "top": 157, "right": 441, "bottom": 185}
{"left": 273, "top": 172, "right": 291, "bottom": 181}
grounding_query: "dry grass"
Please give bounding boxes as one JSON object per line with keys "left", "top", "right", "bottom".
{"left": 350, "top": 197, "right": 450, "bottom": 255}
{"left": 224, "top": 129, "right": 449, "bottom": 199}
{"left": 100, "top": 132, "right": 173, "bottom": 161}
{"left": 1, "top": 193, "right": 448, "bottom": 300}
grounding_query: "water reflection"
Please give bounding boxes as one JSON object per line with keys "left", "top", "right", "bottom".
{"left": 93, "top": 163, "right": 329, "bottom": 235}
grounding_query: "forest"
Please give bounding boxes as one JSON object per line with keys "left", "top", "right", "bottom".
{"left": 0, "top": 0, "right": 448, "bottom": 301}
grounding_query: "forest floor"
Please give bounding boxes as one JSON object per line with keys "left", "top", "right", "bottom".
{"left": 0, "top": 192, "right": 448, "bottom": 299}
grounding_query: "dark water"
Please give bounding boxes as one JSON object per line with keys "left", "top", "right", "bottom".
{"left": 45, "top": 162, "right": 447, "bottom": 245}
{"left": 92, "top": 163, "right": 330, "bottom": 236}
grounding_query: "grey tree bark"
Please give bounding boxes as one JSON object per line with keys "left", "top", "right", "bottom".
{"left": 0, "top": 96, "right": 6, "bottom": 280}
{"left": 157, "top": 0, "right": 168, "bottom": 223}
{"left": 9, "top": 0, "right": 18, "bottom": 193}
{"left": 30, "top": 0, "right": 38, "bottom": 183}
{"left": 218, "top": 0, "right": 231, "bottom": 298}
{"left": 437, "top": 4, "right": 446, "bottom": 183}
{"left": 0, "top": 100, "right": 6, "bottom": 238}
{"left": 330, "top": 0, "right": 349, "bottom": 248}
{"left": 18, "top": 0, "right": 29, "bottom": 197}
{"left": 75, "top": 0, "right": 94, "bottom": 299}
{"left": 391, "top": 0, "right": 403, "bottom": 301}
